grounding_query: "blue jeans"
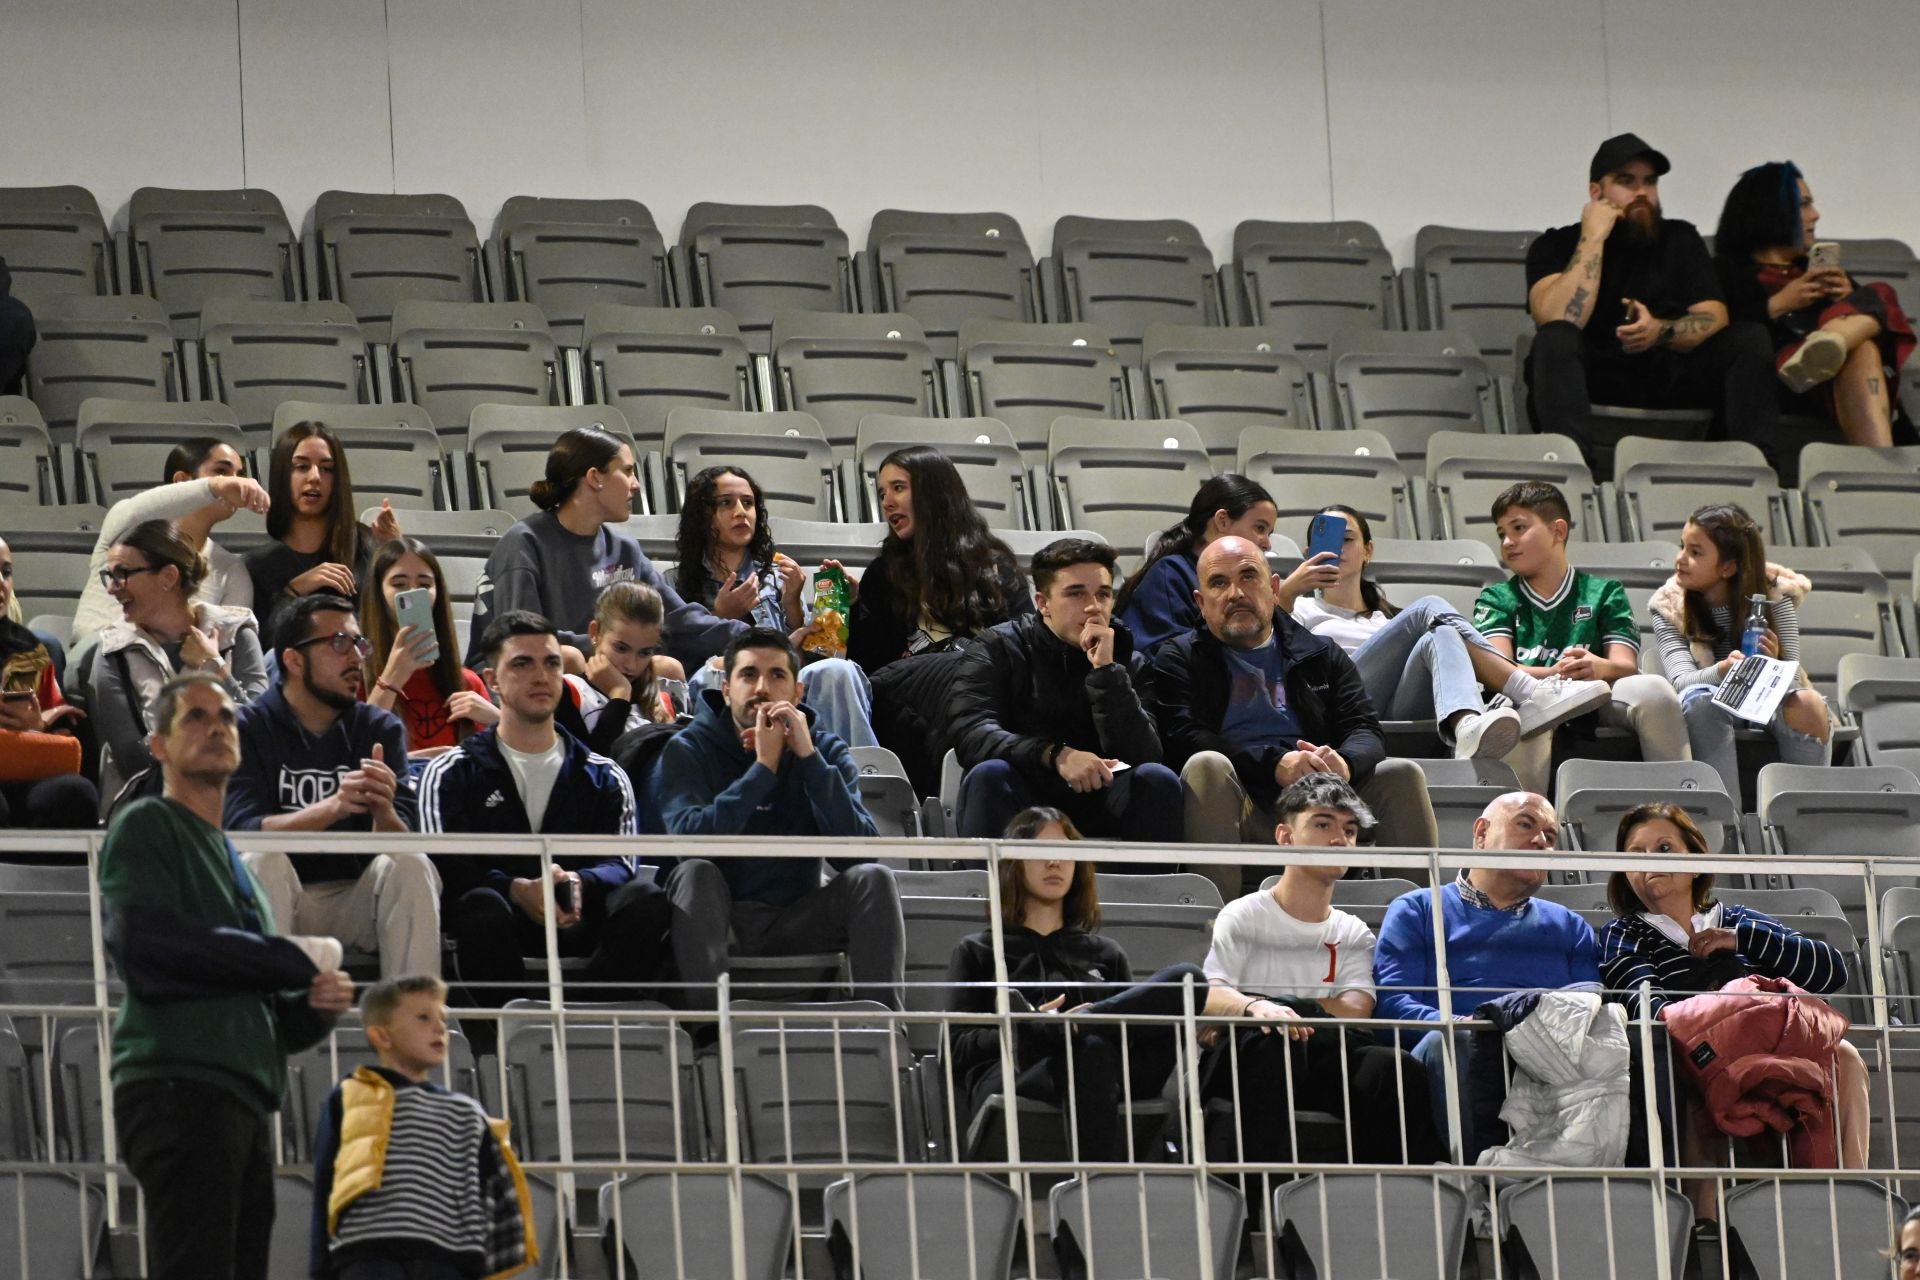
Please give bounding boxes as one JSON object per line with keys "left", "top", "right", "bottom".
{"left": 1412, "top": 1025, "right": 1476, "bottom": 1156}
{"left": 957, "top": 757, "right": 1184, "bottom": 848}
{"left": 1351, "top": 596, "right": 1494, "bottom": 744}
{"left": 691, "top": 654, "right": 878, "bottom": 747}
{"left": 1679, "top": 682, "right": 1829, "bottom": 809}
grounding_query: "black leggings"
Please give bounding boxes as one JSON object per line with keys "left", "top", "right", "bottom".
{"left": 1208, "top": 1026, "right": 1443, "bottom": 1165}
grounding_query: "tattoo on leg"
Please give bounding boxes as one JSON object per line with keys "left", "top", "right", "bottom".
{"left": 1564, "top": 287, "right": 1590, "bottom": 323}
{"left": 1869, "top": 377, "right": 1881, "bottom": 395}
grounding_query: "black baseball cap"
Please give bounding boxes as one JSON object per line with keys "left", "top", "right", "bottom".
{"left": 1589, "top": 132, "right": 1671, "bottom": 183}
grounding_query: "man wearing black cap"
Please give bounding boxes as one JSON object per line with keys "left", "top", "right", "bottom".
{"left": 1525, "top": 133, "right": 1779, "bottom": 469}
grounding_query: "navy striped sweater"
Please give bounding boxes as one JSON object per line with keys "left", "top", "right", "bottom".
{"left": 1596, "top": 903, "right": 1846, "bottom": 1021}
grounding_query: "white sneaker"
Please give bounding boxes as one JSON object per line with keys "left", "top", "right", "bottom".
{"left": 1778, "top": 329, "right": 1848, "bottom": 395}
{"left": 1452, "top": 707, "right": 1522, "bottom": 760}
{"left": 1514, "top": 675, "right": 1611, "bottom": 738}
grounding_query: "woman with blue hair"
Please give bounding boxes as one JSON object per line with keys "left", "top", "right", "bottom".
{"left": 1712, "top": 160, "right": 1914, "bottom": 446}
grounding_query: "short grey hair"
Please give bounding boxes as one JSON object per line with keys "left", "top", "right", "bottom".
{"left": 1274, "top": 772, "right": 1375, "bottom": 829}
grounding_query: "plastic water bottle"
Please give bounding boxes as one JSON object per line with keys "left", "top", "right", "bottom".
{"left": 1742, "top": 594, "right": 1769, "bottom": 658}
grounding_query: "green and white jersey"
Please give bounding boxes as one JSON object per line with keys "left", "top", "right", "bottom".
{"left": 1472, "top": 569, "right": 1639, "bottom": 668}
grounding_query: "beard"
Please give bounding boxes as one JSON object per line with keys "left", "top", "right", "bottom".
{"left": 1622, "top": 200, "right": 1661, "bottom": 244}
{"left": 299, "top": 669, "right": 358, "bottom": 713}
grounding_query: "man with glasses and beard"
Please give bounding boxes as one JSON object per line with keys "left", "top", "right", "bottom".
{"left": 1524, "top": 132, "right": 1782, "bottom": 471}
{"left": 225, "top": 592, "right": 440, "bottom": 978}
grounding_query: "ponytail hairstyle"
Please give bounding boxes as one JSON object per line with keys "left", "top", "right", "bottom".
{"left": 1316, "top": 504, "right": 1398, "bottom": 618}
{"left": 162, "top": 437, "right": 244, "bottom": 483}
{"left": 266, "top": 421, "right": 361, "bottom": 569}
{"left": 113, "top": 519, "right": 210, "bottom": 599}
{"left": 875, "top": 446, "right": 1019, "bottom": 636}
{"left": 673, "top": 465, "right": 773, "bottom": 602}
{"left": 362, "top": 537, "right": 465, "bottom": 699}
{"left": 1115, "top": 473, "right": 1275, "bottom": 614}
{"left": 593, "top": 579, "right": 669, "bottom": 723}
{"left": 1680, "top": 503, "right": 1770, "bottom": 645}
{"left": 528, "top": 425, "right": 625, "bottom": 513}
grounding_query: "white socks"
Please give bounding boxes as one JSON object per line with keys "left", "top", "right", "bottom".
{"left": 1503, "top": 671, "right": 1539, "bottom": 702}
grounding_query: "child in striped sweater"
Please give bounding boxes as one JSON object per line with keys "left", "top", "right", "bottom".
{"left": 310, "top": 976, "right": 537, "bottom": 1279}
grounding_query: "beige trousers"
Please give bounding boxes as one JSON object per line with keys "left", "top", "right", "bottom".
{"left": 243, "top": 850, "right": 443, "bottom": 978}
{"left": 1503, "top": 673, "right": 1691, "bottom": 795}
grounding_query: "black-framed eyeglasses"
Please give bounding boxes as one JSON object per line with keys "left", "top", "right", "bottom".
{"left": 99, "top": 565, "right": 160, "bottom": 590}
{"left": 293, "top": 631, "right": 373, "bottom": 659}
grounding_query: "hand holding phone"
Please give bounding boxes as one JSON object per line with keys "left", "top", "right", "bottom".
{"left": 1807, "top": 241, "right": 1841, "bottom": 273}
{"left": 1306, "top": 512, "right": 1345, "bottom": 562}
{"left": 392, "top": 588, "right": 439, "bottom": 663}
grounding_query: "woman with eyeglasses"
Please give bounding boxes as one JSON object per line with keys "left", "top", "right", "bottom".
{"left": 82, "top": 519, "right": 267, "bottom": 801}
{"left": 361, "top": 537, "right": 495, "bottom": 762}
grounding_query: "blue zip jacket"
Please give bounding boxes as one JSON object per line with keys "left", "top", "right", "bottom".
{"left": 1117, "top": 548, "right": 1200, "bottom": 657}
{"left": 650, "top": 688, "right": 877, "bottom": 907}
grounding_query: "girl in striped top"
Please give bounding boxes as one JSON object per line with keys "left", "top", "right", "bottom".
{"left": 1597, "top": 803, "right": 1868, "bottom": 1170}
{"left": 1647, "top": 503, "right": 1831, "bottom": 808}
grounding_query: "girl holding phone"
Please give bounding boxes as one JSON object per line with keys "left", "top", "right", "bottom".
{"left": 1287, "top": 505, "right": 1608, "bottom": 759}
{"left": 362, "top": 536, "right": 493, "bottom": 761}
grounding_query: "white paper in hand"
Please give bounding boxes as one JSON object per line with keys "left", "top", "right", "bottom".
{"left": 1711, "top": 655, "right": 1799, "bottom": 725}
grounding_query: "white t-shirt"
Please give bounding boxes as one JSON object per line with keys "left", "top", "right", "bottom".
{"left": 498, "top": 737, "right": 566, "bottom": 832}
{"left": 1290, "top": 595, "right": 1389, "bottom": 657}
{"left": 563, "top": 673, "right": 652, "bottom": 737}
{"left": 1203, "top": 889, "right": 1377, "bottom": 1002}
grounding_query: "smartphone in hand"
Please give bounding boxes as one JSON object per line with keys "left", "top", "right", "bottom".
{"left": 393, "top": 588, "right": 439, "bottom": 662}
{"left": 1807, "top": 241, "right": 1841, "bottom": 272}
{"left": 1306, "top": 512, "right": 1345, "bottom": 563}
{"left": 554, "top": 876, "right": 576, "bottom": 915}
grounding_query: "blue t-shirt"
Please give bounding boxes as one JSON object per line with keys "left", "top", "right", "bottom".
{"left": 1219, "top": 638, "right": 1301, "bottom": 751}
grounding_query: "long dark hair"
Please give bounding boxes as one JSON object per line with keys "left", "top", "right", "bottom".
{"left": 1114, "top": 474, "right": 1274, "bottom": 614}
{"left": 362, "top": 537, "right": 465, "bottom": 699}
{"left": 1680, "top": 503, "right": 1769, "bottom": 646}
{"left": 528, "top": 425, "right": 625, "bottom": 513}
{"left": 673, "top": 465, "right": 773, "bottom": 602}
{"left": 876, "top": 446, "right": 1018, "bottom": 635}
{"left": 266, "top": 421, "right": 360, "bottom": 569}
{"left": 1316, "top": 504, "right": 1398, "bottom": 618}
{"left": 997, "top": 808, "right": 1101, "bottom": 932}
{"left": 1713, "top": 160, "right": 1806, "bottom": 262}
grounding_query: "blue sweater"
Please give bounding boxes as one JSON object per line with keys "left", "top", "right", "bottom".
{"left": 1372, "top": 882, "right": 1598, "bottom": 1027}
{"left": 1117, "top": 549, "right": 1199, "bottom": 657}
{"left": 650, "top": 689, "right": 877, "bottom": 907}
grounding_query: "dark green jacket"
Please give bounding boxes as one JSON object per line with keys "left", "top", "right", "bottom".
{"left": 99, "top": 796, "right": 335, "bottom": 1113}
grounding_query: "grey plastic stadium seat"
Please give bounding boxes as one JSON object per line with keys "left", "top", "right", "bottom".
{"left": 51, "top": 1019, "right": 107, "bottom": 1160}
{"left": 1051, "top": 1172, "right": 1244, "bottom": 1280}
{"left": 1795, "top": 591, "right": 1894, "bottom": 699}
{"left": 1425, "top": 431, "right": 1599, "bottom": 549}
{"left": 892, "top": 868, "right": 988, "bottom": 898}
{"left": 309, "top": 190, "right": 484, "bottom": 343}
{"left": 770, "top": 311, "right": 939, "bottom": 455}
{"left": 1096, "top": 872, "right": 1223, "bottom": 908}
{"left": 663, "top": 407, "right": 836, "bottom": 519}
{"left": 200, "top": 299, "right": 369, "bottom": 449}
{"left": 1321, "top": 876, "right": 1429, "bottom": 928}
{"left": 1845, "top": 252, "right": 1920, "bottom": 316}
{"left": 993, "top": 526, "right": 1104, "bottom": 562}
{"left": 1047, "top": 215, "right": 1224, "bottom": 366}
{"left": 0, "top": 1017, "right": 38, "bottom": 1157}
{"left": 390, "top": 300, "right": 559, "bottom": 450}
{"left": 898, "top": 894, "right": 988, "bottom": 1055}
{"left": 1048, "top": 416, "right": 1211, "bottom": 562}
{"left": 0, "top": 1172, "right": 106, "bottom": 1279}
{"left": 282, "top": 1020, "right": 479, "bottom": 1160}
{"left": 599, "top": 1172, "right": 791, "bottom": 1280}
{"left": 1407, "top": 758, "right": 1521, "bottom": 849}
{"left": 583, "top": 303, "right": 755, "bottom": 455}
{"left": 1238, "top": 426, "right": 1415, "bottom": 539}
{"left": 1882, "top": 886, "right": 1920, "bottom": 1022}
{"left": 853, "top": 746, "right": 923, "bottom": 838}
{"left": 468, "top": 404, "right": 635, "bottom": 517}
{"left": 762, "top": 517, "right": 887, "bottom": 567}
{"left": 1841, "top": 653, "right": 1920, "bottom": 715}
{"left": 1537, "top": 881, "right": 1609, "bottom": 909}
{"left": 1229, "top": 220, "right": 1397, "bottom": 374}
{"left": 1614, "top": 435, "right": 1788, "bottom": 543}
{"left": 866, "top": 209, "right": 1037, "bottom": 360}
{"left": 0, "top": 398, "right": 60, "bottom": 504}
{"left": 24, "top": 294, "right": 178, "bottom": 444}
{"left": 1367, "top": 537, "right": 1504, "bottom": 617}
{"left": 1723, "top": 1177, "right": 1908, "bottom": 1280}
{"left": 125, "top": 187, "right": 299, "bottom": 339}
{"left": 730, "top": 1016, "right": 919, "bottom": 1163}
{"left": 1497, "top": 1176, "right": 1690, "bottom": 1280}
{"left": 0, "top": 185, "right": 113, "bottom": 310}
{"left": 505, "top": 1009, "right": 705, "bottom": 1167}
{"left": 325, "top": 421, "right": 450, "bottom": 512}
{"left": 1411, "top": 228, "right": 1540, "bottom": 363}
{"left": 76, "top": 398, "right": 244, "bottom": 506}
{"left": 1800, "top": 449, "right": 1920, "bottom": 578}
{"left": 0, "top": 891, "right": 98, "bottom": 1013}
{"left": 1275, "top": 1173, "right": 1471, "bottom": 1280}
{"left": 1554, "top": 758, "right": 1738, "bottom": 852}
{"left": 1140, "top": 323, "right": 1317, "bottom": 462}
{"left": 1, "top": 509, "right": 104, "bottom": 618}
{"left": 490, "top": 195, "right": 671, "bottom": 347}
{"left": 677, "top": 202, "right": 853, "bottom": 353}
{"left": 1717, "top": 884, "right": 1846, "bottom": 918}
{"left": 826, "top": 1172, "right": 1020, "bottom": 1280}
{"left": 960, "top": 320, "right": 1128, "bottom": 465}
{"left": 1328, "top": 329, "right": 1500, "bottom": 477}
{"left": 855, "top": 414, "right": 1029, "bottom": 526}
{"left": 1096, "top": 901, "right": 1216, "bottom": 973}
{"left": 1759, "top": 763, "right": 1920, "bottom": 929}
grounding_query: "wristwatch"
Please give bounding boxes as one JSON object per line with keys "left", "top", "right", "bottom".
{"left": 1658, "top": 321, "right": 1677, "bottom": 347}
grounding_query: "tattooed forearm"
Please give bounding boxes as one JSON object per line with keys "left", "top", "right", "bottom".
{"left": 1564, "top": 287, "right": 1590, "bottom": 322}
{"left": 1672, "top": 314, "right": 1715, "bottom": 338}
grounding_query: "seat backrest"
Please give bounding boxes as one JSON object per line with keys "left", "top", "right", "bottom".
{"left": 1275, "top": 1172, "right": 1469, "bottom": 1280}
{"left": 1238, "top": 426, "right": 1412, "bottom": 539}
{"left": 1335, "top": 345, "right": 1499, "bottom": 476}
{"left": 313, "top": 192, "right": 483, "bottom": 342}
{"left": 681, "top": 204, "right": 852, "bottom": 353}
{"left": 1051, "top": 1172, "right": 1244, "bottom": 1280}
{"left": 1425, "top": 431, "right": 1597, "bottom": 546}
{"left": 1050, "top": 218, "right": 1222, "bottom": 364}
{"left": 493, "top": 196, "right": 670, "bottom": 346}
{"left": 870, "top": 215, "right": 1037, "bottom": 358}
{"left": 584, "top": 304, "right": 754, "bottom": 449}
{"left": 959, "top": 321, "right": 1125, "bottom": 464}
{"left": 1096, "top": 872, "right": 1224, "bottom": 908}
{"left": 826, "top": 1173, "right": 1022, "bottom": 1280}
{"left": 0, "top": 399, "right": 59, "bottom": 504}
{"left": 25, "top": 294, "right": 177, "bottom": 443}
{"left": 390, "top": 304, "right": 559, "bottom": 444}
{"left": 127, "top": 189, "right": 299, "bottom": 338}
{"left": 1616, "top": 435, "right": 1785, "bottom": 543}
{"left": 600, "top": 1172, "right": 792, "bottom": 1280}
{"left": 855, "top": 413, "right": 1027, "bottom": 526}
{"left": 1806, "top": 487, "right": 1920, "bottom": 578}
{"left": 771, "top": 312, "right": 938, "bottom": 455}
{"left": 1498, "top": 1176, "right": 1689, "bottom": 1280}
{"left": 1554, "top": 757, "right": 1737, "bottom": 851}
{"left": 1229, "top": 232, "right": 1397, "bottom": 373}
{"left": 75, "top": 399, "right": 245, "bottom": 506}
{"left": 731, "top": 1024, "right": 918, "bottom": 1162}
{"left": 1142, "top": 322, "right": 1317, "bottom": 452}
{"left": 1095, "top": 902, "right": 1217, "bottom": 974}
{"left": 1047, "top": 417, "right": 1212, "bottom": 560}
{"left": 663, "top": 408, "right": 835, "bottom": 519}
{"left": 1415, "top": 237, "right": 1538, "bottom": 360}
{"left": 1759, "top": 763, "right": 1920, "bottom": 857}
{"left": 0, "top": 185, "right": 112, "bottom": 310}
{"left": 1722, "top": 1177, "right": 1908, "bottom": 1280}
{"left": 200, "top": 299, "right": 368, "bottom": 446}
{"left": 468, "top": 414, "right": 635, "bottom": 518}
{"left": 1841, "top": 653, "right": 1920, "bottom": 715}
{"left": 1234, "top": 220, "right": 1385, "bottom": 256}
{"left": 0, "top": 1172, "right": 106, "bottom": 1278}
{"left": 0, "top": 892, "right": 99, "bottom": 1008}
{"left": 505, "top": 1017, "right": 703, "bottom": 1163}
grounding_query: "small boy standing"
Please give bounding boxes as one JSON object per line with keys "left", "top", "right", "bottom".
{"left": 1472, "top": 481, "right": 1688, "bottom": 792}
{"left": 310, "top": 976, "right": 536, "bottom": 1280}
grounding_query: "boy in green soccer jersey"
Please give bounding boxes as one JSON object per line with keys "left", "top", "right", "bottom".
{"left": 1472, "top": 481, "right": 1688, "bottom": 792}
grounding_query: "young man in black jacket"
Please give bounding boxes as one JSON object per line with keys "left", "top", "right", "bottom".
{"left": 418, "top": 611, "right": 669, "bottom": 1014}
{"left": 226, "top": 593, "right": 440, "bottom": 978}
{"left": 1151, "top": 537, "right": 1436, "bottom": 891}
{"left": 948, "top": 537, "right": 1181, "bottom": 844}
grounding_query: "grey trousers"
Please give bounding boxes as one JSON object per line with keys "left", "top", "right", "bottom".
{"left": 666, "top": 859, "right": 904, "bottom": 1009}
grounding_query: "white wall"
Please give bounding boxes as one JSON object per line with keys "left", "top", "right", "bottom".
{"left": 1, "top": 0, "right": 1915, "bottom": 261}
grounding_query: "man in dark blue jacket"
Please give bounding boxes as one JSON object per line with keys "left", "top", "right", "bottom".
{"left": 651, "top": 627, "right": 900, "bottom": 1009}
{"left": 418, "top": 611, "right": 669, "bottom": 1013}
{"left": 225, "top": 593, "right": 439, "bottom": 979}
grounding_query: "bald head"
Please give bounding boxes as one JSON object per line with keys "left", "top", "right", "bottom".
{"left": 1467, "top": 791, "right": 1556, "bottom": 907}
{"left": 1194, "top": 535, "right": 1279, "bottom": 648}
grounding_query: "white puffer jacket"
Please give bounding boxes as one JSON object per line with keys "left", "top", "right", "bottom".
{"left": 1477, "top": 989, "right": 1631, "bottom": 1169}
